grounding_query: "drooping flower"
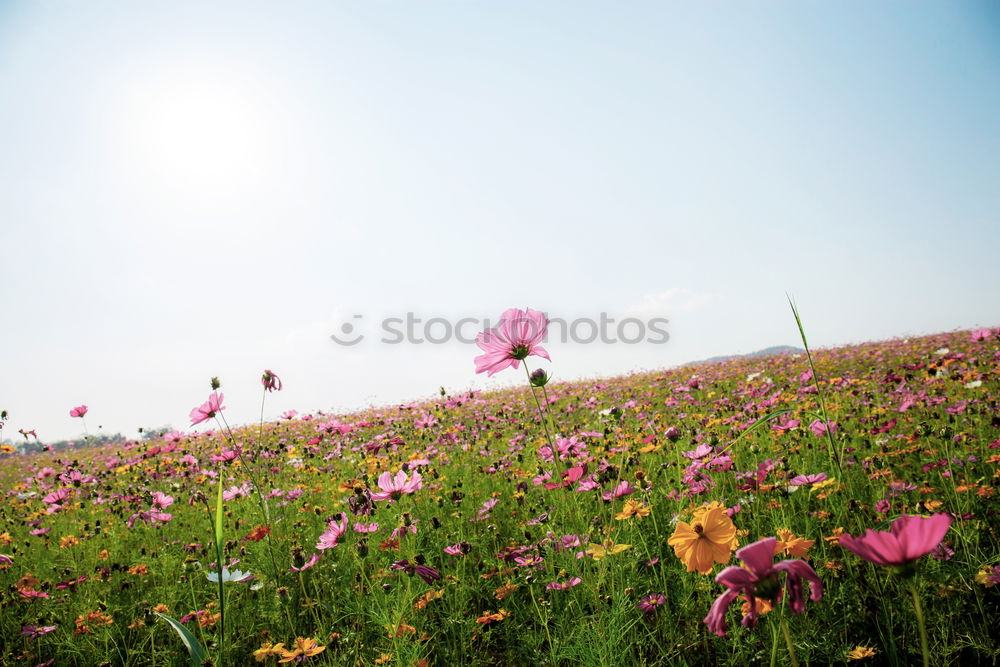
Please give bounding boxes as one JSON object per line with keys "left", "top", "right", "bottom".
{"left": 667, "top": 504, "right": 738, "bottom": 574}
{"left": 839, "top": 513, "right": 952, "bottom": 569}
{"left": 190, "top": 392, "right": 226, "bottom": 426}
{"left": 69, "top": 405, "right": 88, "bottom": 418}
{"left": 370, "top": 470, "right": 422, "bottom": 502}
{"left": 474, "top": 307, "right": 550, "bottom": 376}
{"left": 390, "top": 559, "right": 441, "bottom": 584}
{"left": 261, "top": 370, "right": 283, "bottom": 392}
{"left": 704, "top": 537, "right": 823, "bottom": 637}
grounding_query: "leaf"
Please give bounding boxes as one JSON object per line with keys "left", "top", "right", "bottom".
{"left": 154, "top": 612, "right": 206, "bottom": 667}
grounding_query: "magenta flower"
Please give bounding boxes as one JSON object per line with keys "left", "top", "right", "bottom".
{"left": 261, "top": 369, "right": 282, "bottom": 392}
{"left": 474, "top": 307, "right": 551, "bottom": 376}
{"left": 22, "top": 625, "right": 57, "bottom": 640}
{"left": 315, "top": 515, "right": 348, "bottom": 550}
{"left": 190, "top": 392, "right": 225, "bottom": 426}
{"left": 69, "top": 405, "right": 88, "bottom": 418}
{"left": 370, "top": 470, "right": 422, "bottom": 502}
{"left": 390, "top": 559, "right": 441, "bottom": 584}
{"left": 704, "top": 537, "right": 823, "bottom": 637}
{"left": 839, "top": 513, "right": 952, "bottom": 568}
{"left": 637, "top": 593, "right": 666, "bottom": 615}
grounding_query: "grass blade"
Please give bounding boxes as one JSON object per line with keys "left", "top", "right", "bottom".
{"left": 154, "top": 612, "right": 207, "bottom": 667}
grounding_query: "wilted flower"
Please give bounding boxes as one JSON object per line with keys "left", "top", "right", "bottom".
{"left": 704, "top": 537, "right": 823, "bottom": 637}
{"left": 262, "top": 369, "right": 283, "bottom": 392}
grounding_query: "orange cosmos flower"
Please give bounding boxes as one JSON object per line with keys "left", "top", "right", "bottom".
{"left": 667, "top": 505, "right": 738, "bottom": 574}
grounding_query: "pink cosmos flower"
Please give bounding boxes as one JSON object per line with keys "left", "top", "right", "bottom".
{"left": 280, "top": 410, "right": 298, "bottom": 420}
{"left": 151, "top": 492, "right": 174, "bottom": 509}
{"left": 190, "top": 393, "right": 225, "bottom": 426}
{"left": 788, "top": 473, "right": 828, "bottom": 487}
{"left": 970, "top": 328, "right": 994, "bottom": 342}
{"left": 22, "top": 625, "right": 57, "bottom": 639}
{"left": 69, "top": 405, "right": 88, "bottom": 418}
{"left": 370, "top": 470, "right": 422, "bottom": 502}
{"left": 808, "top": 419, "right": 838, "bottom": 437}
{"left": 839, "top": 513, "right": 952, "bottom": 568}
{"left": 290, "top": 553, "right": 321, "bottom": 572}
{"left": 546, "top": 577, "right": 582, "bottom": 591}
{"left": 316, "top": 515, "right": 349, "bottom": 550}
{"left": 601, "top": 481, "right": 636, "bottom": 501}
{"left": 0, "top": 554, "right": 13, "bottom": 565}
{"left": 353, "top": 522, "right": 379, "bottom": 534}
{"left": 261, "top": 369, "right": 282, "bottom": 392}
{"left": 474, "top": 307, "right": 551, "bottom": 376}
{"left": 705, "top": 537, "right": 823, "bottom": 637}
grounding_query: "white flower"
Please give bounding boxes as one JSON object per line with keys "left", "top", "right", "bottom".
{"left": 934, "top": 347, "right": 950, "bottom": 356}
{"left": 965, "top": 380, "right": 983, "bottom": 389}
{"left": 206, "top": 568, "right": 253, "bottom": 583}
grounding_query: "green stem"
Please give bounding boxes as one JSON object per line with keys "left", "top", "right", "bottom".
{"left": 910, "top": 584, "right": 930, "bottom": 667}
{"left": 780, "top": 614, "right": 799, "bottom": 667}
{"left": 523, "top": 363, "right": 556, "bottom": 453}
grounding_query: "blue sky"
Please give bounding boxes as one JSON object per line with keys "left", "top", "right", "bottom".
{"left": 2, "top": 1, "right": 998, "bottom": 442}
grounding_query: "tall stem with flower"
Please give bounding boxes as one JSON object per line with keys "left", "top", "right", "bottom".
{"left": 474, "top": 307, "right": 557, "bottom": 460}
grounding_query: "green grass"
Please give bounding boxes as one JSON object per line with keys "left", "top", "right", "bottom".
{"left": 0, "top": 328, "right": 998, "bottom": 666}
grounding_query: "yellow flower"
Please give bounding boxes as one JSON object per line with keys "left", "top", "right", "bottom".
{"left": 585, "top": 539, "right": 632, "bottom": 561}
{"left": 278, "top": 637, "right": 325, "bottom": 663}
{"left": 615, "top": 499, "right": 651, "bottom": 521}
{"left": 667, "top": 505, "right": 737, "bottom": 574}
{"left": 252, "top": 642, "right": 285, "bottom": 662}
{"left": 775, "top": 529, "right": 814, "bottom": 558}
{"left": 847, "top": 646, "right": 877, "bottom": 660}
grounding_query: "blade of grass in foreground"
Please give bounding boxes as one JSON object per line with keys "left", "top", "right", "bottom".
{"left": 154, "top": 612, "right": 207, "bottom": 667}
{"left": 214, "top": 475, "right": 226, "bottom": 665}
{"left": 787, "top": 296, "right": 841, "bottom": 470}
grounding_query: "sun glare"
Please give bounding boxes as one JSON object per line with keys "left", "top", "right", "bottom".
{"left": 119, "top": 68, "right": 272, "bottom": 196}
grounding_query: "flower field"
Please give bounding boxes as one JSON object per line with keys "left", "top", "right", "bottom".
{"left": 1, "top": 321, "right": 998, "bottom": 666}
